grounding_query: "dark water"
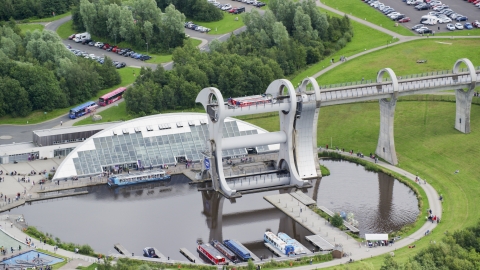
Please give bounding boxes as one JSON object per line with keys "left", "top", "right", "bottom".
{"left": 8, "top": 160, "right": 418, "bottom": 260}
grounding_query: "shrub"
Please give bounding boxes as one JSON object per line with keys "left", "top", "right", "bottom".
{"left": 331, "top": 213, "right": 344, "bottom": 228}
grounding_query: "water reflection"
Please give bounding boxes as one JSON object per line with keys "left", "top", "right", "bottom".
{"left": 8, "top": 160, "right": 418, "bottom": 259}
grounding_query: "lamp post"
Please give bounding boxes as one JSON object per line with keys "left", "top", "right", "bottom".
{"left": 114, "top": 33, "right": 117, "bottom": 46}
{"left": 146, "top": 42, "right": 148, "bottom": 54}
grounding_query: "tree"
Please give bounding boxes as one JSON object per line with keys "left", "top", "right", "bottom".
{"left": 380, "top": 254, "right": 402, "bottom": 270}
{"left": 0, "top": 76, "right": 31, "bottom": 117}
{"left": 331, "top": 213, "right": 343, "bottom": 228}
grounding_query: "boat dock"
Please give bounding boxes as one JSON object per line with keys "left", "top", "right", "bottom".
{"left": 264, "top": 242, "right": 286, "bottom": 258}
{"left": 264, "top": 193, "right": 360, "bottom": 258}
{"left": 153, "top": 248, "right": 166, "bottom": 259}
{"left": 305, "top": 235, "right": 335, "bottom": 251}
{"left": 317, "top": 205, "right": 360, "bottom": 233}
{"left": 179, "top": 248, "right": 202, "bottom": 263}
{"left": 290, "top": 191, "right": 316, "bottom": 206}
{"left": 114, "top": 243, "right": 131, "bottom": 256}
{"left": 232, "top": 239, "right": 261, "bottom": 261}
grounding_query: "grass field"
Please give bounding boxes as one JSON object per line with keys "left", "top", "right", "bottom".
{"left": 191, "top": 13, "right": 245, "bottom": 35}
{"left": 0, "top": 67, "right": 138, "bottom": 126}
{"left": 29, "top": 12, "right": 71, "bottom": 23}
{"left": 241, "top": 100, "right": 480, "bottom": 268}
{"left": 321, "top": 0, "right": 414, "bottom": 36}
{"left": 315, "top": 38, "right": 480, "bottom": 85}
{"left": 17, "top": 24, "right": 44, "bottom": 34}
{"left": 56, "top": 20, "right": 74, "bottom": 39}
{"left": 291, "top": 9, "right": 396, "bottom": 85}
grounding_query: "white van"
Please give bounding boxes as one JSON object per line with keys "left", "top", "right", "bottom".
{"left": 74, "top": 32, "right": 91, "bottom": 43}
{"left": 420, "top": 15, "right": 438, "bottom": 25}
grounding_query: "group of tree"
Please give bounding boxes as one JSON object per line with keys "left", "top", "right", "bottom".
{"left": 155, "top": 0, "right": 223, "bottom": 22}
{"left": 0, "top": 0, "right": 74, "bottom": 21}
{"left": 380, "top": 220, "right": 480, "bottom": 270}
{"left": 0, "top": 22, "right": 120, "bottom": 117}
{"left": 73, "top": 0, "right": 185, "bottom": 53}
{"left": 124, "top": 0, "right": 352, "bottom": 116}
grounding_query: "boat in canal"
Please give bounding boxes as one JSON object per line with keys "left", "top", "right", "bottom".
{"left": 223, "top": 239, "right": 251, "bottom": 262}
{"left": 197, "top": 243, "right": 226, "bottom": 265}
{"left": 107, "top": 170, "right": 171, "bottom": 187}
{"left": 264, "top": 231, "right": 294, "bottom": 256}
{"left": 143, "top": 247, "right": 159, "bottom": 258}
{"left": 277, "top": 232, "right": 306, "bottom": 254}
{"left": 211, "top": 240, "right": 238, "bottom": 263}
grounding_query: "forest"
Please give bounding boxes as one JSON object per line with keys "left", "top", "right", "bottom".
{"left": 124, "top": 0, "right": 353, "bottom": 115}
{"left": 0, "top": 0, "right": 74, "bottom": 21}
{"left": 0, "top": 22, "right": 120, "bottom": 117}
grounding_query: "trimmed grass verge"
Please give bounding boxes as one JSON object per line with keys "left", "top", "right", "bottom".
{"left": 56, "top": 20, "right": 74, "bottom": 39}
{"left": 0, "top": 67, "right": 138, "bottom": 125}
{"left": 29, "top": 12, "right": 71, "bottom": 23}
{"left": 436, "top": 28, "right": 480, "bottom": 36}
{"left": 320, "top": 0, "right": 413, "bottom": 36}
{"left": 191, "top": 13, "right": 245, "bottom": 35}
{"left": 17, "top": 24, "right": 45, "bottom": 34}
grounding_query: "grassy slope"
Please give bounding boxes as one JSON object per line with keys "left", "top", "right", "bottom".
{"left": 56, "top": 20, "right": 74, "bottom": 39}
{"left": 321, "top": 0, "right": 413, "bottom": 36}
{"left": 17, "top": 24, "right": 45, "bottom": 34}
{"left": 29, "top": 12, "right": 71, "bottom": 23}
{"left": 191, "top": 12, "right": 245, "bottom": 35}
{"left": 291, "top": 9, "right": 395, "bottom": 85}
{"left": 0, "top": 67, "right": 138, "bottom": 125}
{"left": 242, "top": 101, "right": 480, "bottom": 268}
{"left": 316, "top": 39, "right": 480, "bottom": 85}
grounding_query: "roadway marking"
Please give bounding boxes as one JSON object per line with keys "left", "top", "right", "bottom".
{"left": 436, "top": 42, "right": 452, "bottom": 45}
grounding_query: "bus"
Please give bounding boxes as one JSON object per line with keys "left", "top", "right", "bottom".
{"left": 99, "top": 87, "right": 127, "bottom": 106}
{"left": 69, "top": 101, "right": 97, "bottom": 119}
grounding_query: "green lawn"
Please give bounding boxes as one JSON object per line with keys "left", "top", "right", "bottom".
{"left": 17, "top": 24, "right": 44, "bottom": 34}
{"left": 0, "top": 67, "right": 138, "bottom": 125}
{"left": 56, "top": 20, "right": 74, "bottom": 39}
{"left": 320, "top": 0, "right": 414, "bottom": 36}
{"left": 191, "top": 13, "right": 245, "bottom": 35}
{"left": 315, "top": 38, "right": 480, "bottom": 85}
{"left": 242, "top": 100, "right": 480, "bottom": 268}
{"left": 291, "top": 10, "right": 396, "bottom": 85}
{"left": 29, "top": 11, "right": 71, "bottom": 23}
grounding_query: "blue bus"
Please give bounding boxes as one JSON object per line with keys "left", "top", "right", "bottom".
{"left": 223, "top": 239, "right": 251, "bottom": 261}
{"left": 69, "top": 101, "right": 97, "bottom": 119}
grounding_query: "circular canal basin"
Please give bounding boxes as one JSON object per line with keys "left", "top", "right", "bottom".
{"left": 8, "top": 160, "right": 418, "bottom": 261}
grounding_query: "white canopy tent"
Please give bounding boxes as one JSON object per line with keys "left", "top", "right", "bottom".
{"left": 365, "top": 234, "right": 389, "bottom": 241}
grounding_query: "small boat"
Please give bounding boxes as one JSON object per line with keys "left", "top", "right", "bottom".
{"left": 211, "top": 240, "right": 238, "bottom": 263}
{"left": 143, "top": 247, "right": 159, "bottom": 258}
{"left": 107, "top": 170, "right": 171, "bottom": 187}
{"left": 264, "top": 231, "right": 294, "bottom": 256}
{"left": 197, "top": 243, "right": 226, "bottom": 265}
{"left": 277, "top": 232, "right": 306, "bottom": 254}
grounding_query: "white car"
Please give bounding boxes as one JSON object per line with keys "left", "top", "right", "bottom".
{"left": 94, "top": 42, "right": 103, "bottom": 48}
{"left": 388, "top": 12, "right": 401, "bottom": 19}
{"left": 415, "top": 26, "right": 429, "bottom": 33}
{"left": 446, "top": 23, "right": 455, "bottom": 30}
{"left": 454, "top": 23, "right": 463, "bottom": 29}
{"left": 439, "top": 17, "right": 451, "bottom": 23}
{"left": 221, "top": 4, "right": 231, "bottom": 10}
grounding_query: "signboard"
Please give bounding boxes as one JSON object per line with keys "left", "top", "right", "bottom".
{"left": 204, "top": 157, "right": 210, "bottom": 170}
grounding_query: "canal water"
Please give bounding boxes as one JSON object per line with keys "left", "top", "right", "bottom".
{"left": 8, "top": 160, "right": 418, "bottom": 261}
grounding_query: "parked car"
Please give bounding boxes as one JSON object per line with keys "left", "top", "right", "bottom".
{"left": 456, "top": 16, "right": 468, "bottom": 22}
{"left": 94, "top": 42, "right": 103, "bottom": 48}
{"left": 88, "top": 41, "right": 95, "bottom": 46}
{"left": 254, "top": 1, "right": 266, "bottom": 7}
{"left": 102, "top": 43, "right": 111, "bottom": 50}
{"left": 398, "top": 17, "right": 411, "bottom": 23}
{"left": 464, "top": 22, "right": 473, "bottom": 29}
{"left": 455, "top": 22, "right": 464, "bottom": 29}
{"left": 411, "top": 24, "right": 424, "bottom": 30}
{"left": 68, "top": 34, "right": 77, "bottom": 40}
{"left": 106, "top": 47, "right": 114, "bottom": 52}
{"left": 229, "top": 7, "right": 238, "bottom": 13}
{"left": 139, "top": 55, "right": 152, "bottom": 61}
{"left": 116, "top": 62, "right": 126, "bottom": 69}
{"left": 446, "top": 23, "right": 455, "bottom": 30}
{"left": 473, "top": 20, "right": 480, "bottom": 28}
{"left": 111, "top": 46, "right": 119, "bottom": 53}
{"left": 82, "top": 38, "right": 92, "bottom": 45}
{"left": 234, "top": 6, "right": 246, "bottom": 13}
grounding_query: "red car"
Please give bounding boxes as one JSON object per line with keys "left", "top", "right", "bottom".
{"left": 229, "top": 8, "right": 238, "bottom": 13}
{"left": 398, "top": 17, "right": 411, "bottom": 23}
{"left": 473, "top": 21, "right": 480, "bottom": 28}
{"left": 112, "top": 46, "right": 119, "bottom": 53}
{"left": 102, "top": 43, "right": 110, "bottom": 50}
{"left": 68, "top": 33, "right": 76, "bottom": 40}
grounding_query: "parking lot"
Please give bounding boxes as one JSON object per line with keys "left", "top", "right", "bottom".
{"left": 364, "top": 0, "right": 480, "bottom": 33}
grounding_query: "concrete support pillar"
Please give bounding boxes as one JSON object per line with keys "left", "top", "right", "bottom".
{"left": 453, "top": 58, "right": 477, "bottom": 134}
{"left": 375, "top": 68, "right": 399, "bottom": 165}
{"left": 376, "top": 97, "right": 398, "bottom": 165}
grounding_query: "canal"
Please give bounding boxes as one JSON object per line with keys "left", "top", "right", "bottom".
{"left": 8, "top": 160, "right": 418, "bottom": 261}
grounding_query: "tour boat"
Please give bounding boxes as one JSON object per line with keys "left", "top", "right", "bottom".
{"left": 107, "top": 170, "right": 171, "bottom": 187}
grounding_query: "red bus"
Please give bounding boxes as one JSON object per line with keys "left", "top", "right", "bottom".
{"left": 99, "top": 87, "right": 127, "bottom": 106}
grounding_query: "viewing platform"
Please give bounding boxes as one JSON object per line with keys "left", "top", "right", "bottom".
{"left": 317, "top": 205, "right": 360, "bottom": 234}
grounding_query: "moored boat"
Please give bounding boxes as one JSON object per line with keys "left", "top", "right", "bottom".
{"left": 197, "top": 243, "right": 226, "bottom": 265}
{"left": 211, "top": 240, "right": 237, "bottom": 263}
{"left": 143, "top": 247, "right": 159, "bottom": 258}
{"left": 277, "top": 232, "right": 306, "bottom": 254}
{"left": 107, "top": 170, "right": 171, "bottom": 187}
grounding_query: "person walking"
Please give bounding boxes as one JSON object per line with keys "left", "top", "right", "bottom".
{"left": 60, "top": 120, "right": 63, "bottom": 126}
